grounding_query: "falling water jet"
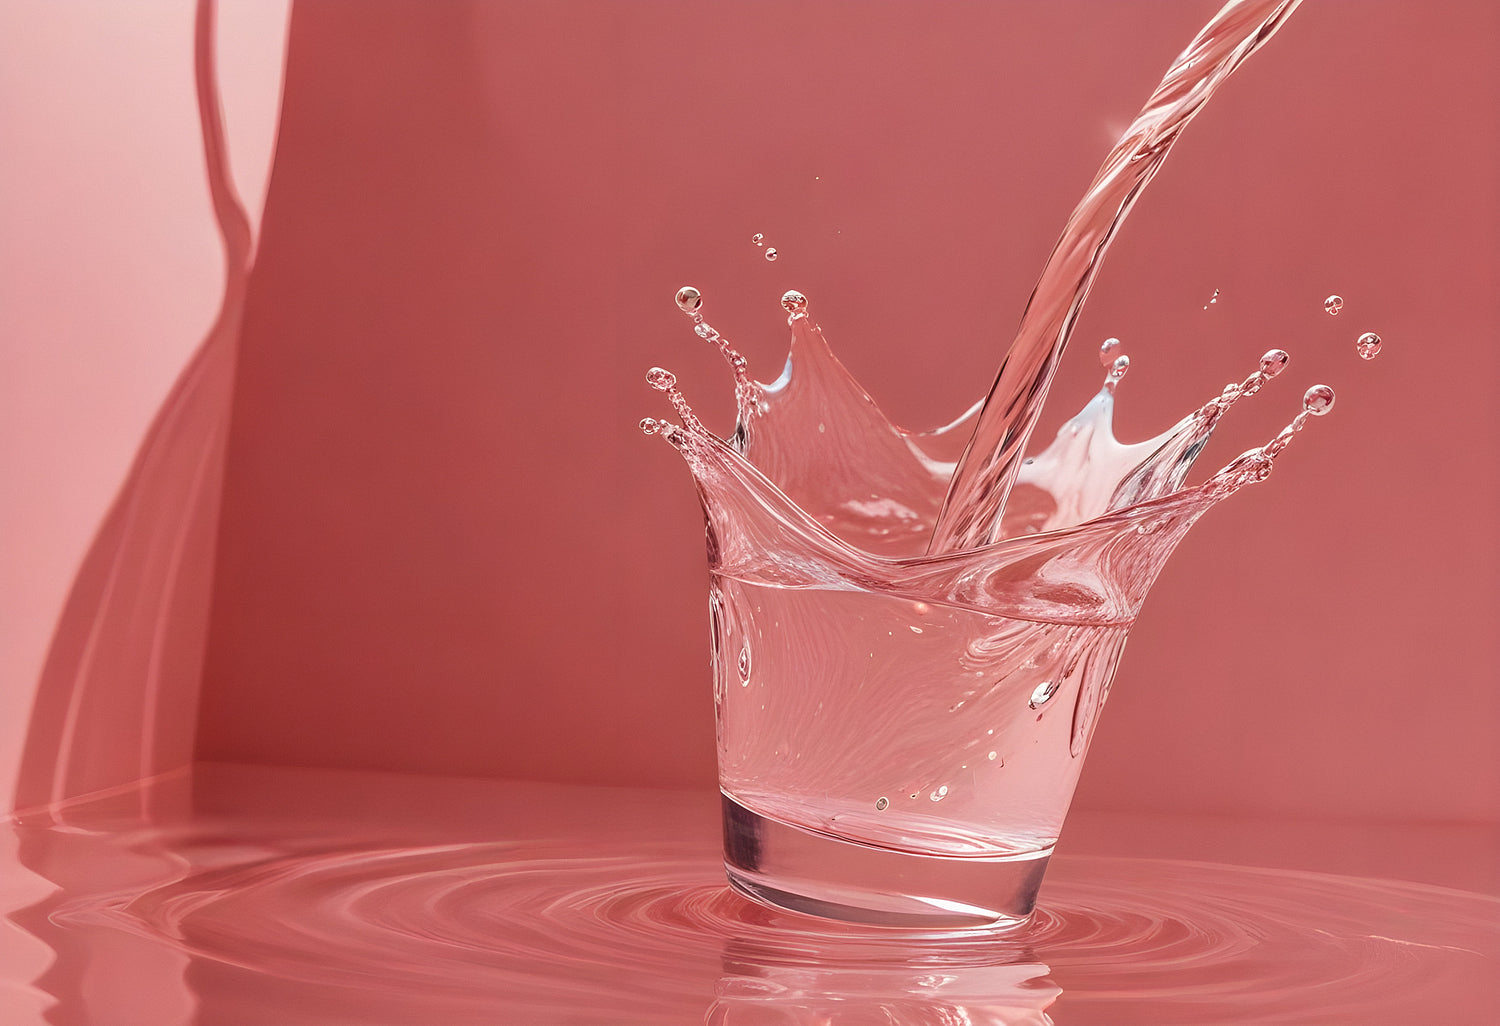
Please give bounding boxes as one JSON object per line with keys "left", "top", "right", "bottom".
{"left": 928, "top": 0, "right": 1306, "bottom": 554}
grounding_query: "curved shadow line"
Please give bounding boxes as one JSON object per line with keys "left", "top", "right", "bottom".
{"left": 11, "top": 0, "right": 261, "bottom": 819}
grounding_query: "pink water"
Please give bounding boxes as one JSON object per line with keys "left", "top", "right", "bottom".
{"left": 7, "top": 764, "right": 1498, "bottom": 1024}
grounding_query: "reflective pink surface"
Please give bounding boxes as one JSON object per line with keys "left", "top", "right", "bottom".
{"left": 7, "top": 765, "right": 1498, "bottom": 1025}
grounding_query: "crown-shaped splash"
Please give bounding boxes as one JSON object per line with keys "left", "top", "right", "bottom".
{"left": 642, "top": 289, "right": 1332, "bottom": 625}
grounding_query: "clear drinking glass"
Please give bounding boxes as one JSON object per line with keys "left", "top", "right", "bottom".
{"left": 644, "top": 296, "right": 1313, "bottom": 929}
{"left": 712, "top": 572, "right": 1127, "bottom": 928}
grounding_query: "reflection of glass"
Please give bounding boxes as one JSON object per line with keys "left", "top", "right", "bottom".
{"left": 709, "top": 937, "right": 1057, "bottom": 1026}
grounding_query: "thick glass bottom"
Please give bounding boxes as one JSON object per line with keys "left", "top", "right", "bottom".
{"left": 721, "top": 792, "right": 1051, "bottom": 929}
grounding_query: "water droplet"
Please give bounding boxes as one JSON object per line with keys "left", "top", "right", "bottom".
{"left": 764, "top": 248, "right": 778, "bottom": 262}
{"left": 1028, "top": 680, "right": 1060, "bottom": 709}
{"left": 1302, "top": 384, "right": 1336, "bottom": 416}
{"left": 1260, "top": 349, "right": 1289, "bottom": 377}
{"left": 929, "top": 785, "right": 948, "bottom": 802}
{"left": 1103, "top": 354, "right": 1130, "bottom": 393}
{"left": 1324, "top": 294, "right": 1344, "bottom": 316}
{"left": 875, "top": 796, "right": 888, "bottom": 811}
{"left": 780, "top": 290, "right": 808, "bottom": 315}
{"left": 1099, "top": 337, "right": 1123, "bottom": 366}
{"left": 751, "top": 233, "right": 764, "bottom": 247}
{"left": 987, "top": 750, "right": 998, "bottom": 761}
{"left": 1355, "top": 332, "right": 1382, "bottom": 360}
{"left": 737, "top": 645, "right": 751, "bottom": 683}
{"left": 638, "top": 417, "right": 661, "bottom": 436}
{"left": 645, "top": 367, "right": 676, "bottom": 391}
{"left": 674, "top": 286, "right": 702, "bottom": 315}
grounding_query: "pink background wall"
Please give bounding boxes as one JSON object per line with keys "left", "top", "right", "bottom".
{"left": 195, "top": 0, "right": 1499, "bottom": 825}
{"left": 7, "top": 2, "right": 1493, "bottom": 826}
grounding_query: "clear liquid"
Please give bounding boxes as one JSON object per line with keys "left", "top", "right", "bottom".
{"left": 714, "top": 575, "right": 1128, "bottom": 856}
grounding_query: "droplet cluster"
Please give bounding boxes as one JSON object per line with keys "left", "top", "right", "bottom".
{"left": 1321, "top": 292, "right": 1384, "bottom": 360}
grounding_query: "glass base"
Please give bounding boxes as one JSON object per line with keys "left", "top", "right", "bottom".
{"left": 721, "top": 793, "right": 1050, "bottom": 929}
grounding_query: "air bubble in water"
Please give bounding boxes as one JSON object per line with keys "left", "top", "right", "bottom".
{"left": 1260, "top": 349, "right": 1289, "bottom": 377}
{"left": 646, "top": 367, "right": 676, "bottom": 391}
{"left": 764, "top": 248, "right": 778, "bottom": 262}
{"left": 1204, "top": 288, "right": 1220, "bottom": 309}
{"left": 751, "top": 233, "right": 764, "bottom": 247}
{"left": 737, "top": 645, "right": 751, "bottom": 683}
{"left": 1302, "top": 384, "right": 1336, "bottom": 416}
{"left": 1099, "top": 337, "right": 1123, "bottom": 366}
{"left": 1355, "top": 332, "right": 1382, "bottom": 360}
{"left": 875, "top": 796, "right": 889, "bottom": 811}
{"left": 930, "top": 785, "right": 948, "bottom": 802}
{"left": 1028, "top": 680, "right": 1059, "bottom": 709}
{"left": 1324, "top": 295, "right": 1344, "bottom": 316}
{"left": 638, "top": 418, "right": 662, "bottom": 436}
{"left": 780, "top": 290, "right": 808, "bottom": 315}
{"left": 674, "top": 286, "right": 702, "bottom": 315}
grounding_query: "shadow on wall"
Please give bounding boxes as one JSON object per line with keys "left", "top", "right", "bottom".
{"left": 12, "top": 0, "right": 252, "bottom": 815}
